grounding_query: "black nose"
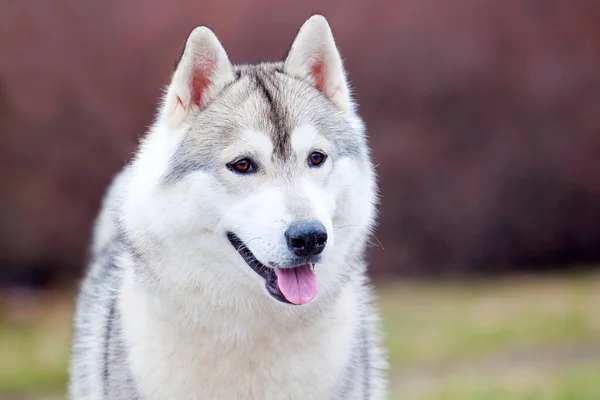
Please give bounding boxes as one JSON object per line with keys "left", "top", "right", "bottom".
{"left": 285, "top": 221, "right": 328, "bottom": 257}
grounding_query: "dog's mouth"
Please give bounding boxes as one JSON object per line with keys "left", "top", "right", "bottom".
{"left": 227, "top": 232, "right": 318, "bottom": 305}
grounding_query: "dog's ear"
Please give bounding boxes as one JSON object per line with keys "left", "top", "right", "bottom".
{"left": 284, "top": 15, "right": 352, "bottom": 111}
{"left": 164, "top": 26, "right": 235, "bottom": 127}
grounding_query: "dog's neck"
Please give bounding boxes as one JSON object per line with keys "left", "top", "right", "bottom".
{"left": 118, "top": 254, "right": 349, "bottom": 345}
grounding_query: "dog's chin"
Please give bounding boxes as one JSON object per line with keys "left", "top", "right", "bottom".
{"left": 226, "top": 232, "right": 318, "bottom": 306}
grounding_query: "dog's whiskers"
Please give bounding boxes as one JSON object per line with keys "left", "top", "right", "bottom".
{"left": 334, "top": 224, "right": 358, "bottom": 232}
{"left": 368, "top": 234, "right": 385, "bottom": 250}
{"left": 235, "top": 237, "right": 261, "bottom": 252}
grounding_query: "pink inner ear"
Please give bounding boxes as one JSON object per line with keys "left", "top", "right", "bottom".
{"left": 311, "top": 58, "right": 327, "bottom": 93}
{"left": 190, "top": 56, "right": 216, "bottom": 107}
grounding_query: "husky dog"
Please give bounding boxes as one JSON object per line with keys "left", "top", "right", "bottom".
{"left": 69, "top": 15, "right": 386, "bottom": 400}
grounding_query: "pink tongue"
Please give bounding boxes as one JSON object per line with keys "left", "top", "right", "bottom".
{"left": 274, "top": 265, "right": 318, "bottom": 305}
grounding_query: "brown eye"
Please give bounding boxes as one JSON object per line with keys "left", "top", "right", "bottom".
{"left": 308, "top": 151, "right": 327, "bottom": 167}
{"left": 228, "top": 158, "right": 255, "bottom": 174}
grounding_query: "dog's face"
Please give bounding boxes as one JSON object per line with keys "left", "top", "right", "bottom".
{"left": 121, "top": 16, "right": 376, "bottom": 309}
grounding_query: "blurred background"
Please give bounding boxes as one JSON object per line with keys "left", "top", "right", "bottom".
{"left": 1, "top": 1, "right": 599, "bottom": 399}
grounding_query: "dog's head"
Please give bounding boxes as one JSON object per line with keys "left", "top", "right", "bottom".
{"left": 120, "top": 15, "right": 377, "bottom": 309}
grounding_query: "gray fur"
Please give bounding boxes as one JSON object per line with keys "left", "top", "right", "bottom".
{"left": 70, "top": 15, "right": 387, "bottom": 400}
{"left": 70, "top": 238, "right": 139, "bottom": 399}
{"left": 72, "top": 239, "right": 384, "bottom": 399}
{"left": 163, "top": 63, "right": 367, "bottom": 185}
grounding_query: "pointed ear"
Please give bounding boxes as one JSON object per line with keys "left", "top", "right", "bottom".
{"left": 163, "top": 26, "right": 234, "bottom": 127}
{"left": 284, "top": 15, "right": 352, "bottom": 111}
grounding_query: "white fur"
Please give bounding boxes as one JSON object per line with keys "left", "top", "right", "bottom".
{"left": 70, "top": 14, "right": 386, "bottom": 400}
{"left": 165, "top": 26, "right": 235, "bottom": 128}
{"left": 121, "top": 267, "right": 361, "bottom": 400}
{"left": 285, "top": 15, "right": 353, "bottom": 111}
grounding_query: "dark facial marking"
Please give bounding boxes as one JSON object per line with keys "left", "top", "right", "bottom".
{"left": 254, "top": 71, "right": 292, "bottom": 159}
{"left": 161, "top": 61, "right": 366, "bottom": 186}
{"left": 162, "top": 133, "right": 215, "bottom": 185}
{"left": 255, "top": 73, "right": 276, "bottom": 107}
{"left": 161, "top": 73, "right": 247, "bottom": 185}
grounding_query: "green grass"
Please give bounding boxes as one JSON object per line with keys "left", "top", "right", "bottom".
{"left": 1, "top": 273, "right": 599, "bottom": 399}
{"left": 380, "top": 273, "right": 600, "bottom": 399}
{"left": 379, "top": 274, "right": 600, "bottom": 366}
{"left": 0, "top": 294, "right": 71, "bottom": 395}
{"left": 390, "top": 361, "right": 600, "bottom": 400}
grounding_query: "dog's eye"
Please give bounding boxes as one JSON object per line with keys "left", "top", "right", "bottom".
{"left": 307, "top": 151, "right": 327, "bottom": 167}
{"left": 228, "top": 158, "right": 255, "bottom": 174}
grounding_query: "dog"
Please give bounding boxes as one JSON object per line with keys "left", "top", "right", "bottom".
{"left": 69, "top": 14, "right": 387, "bottom": 399}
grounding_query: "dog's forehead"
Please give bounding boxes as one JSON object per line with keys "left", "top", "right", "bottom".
{"left": 162, "top": 62, "right": 364, "bottom": 184}
{"left": 225, "top": 63, "right": 348, "bottom": 159}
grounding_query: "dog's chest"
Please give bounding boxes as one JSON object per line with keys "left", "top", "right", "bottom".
{"left": 120, "top": 285, "right": 357, "bottom": 400}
